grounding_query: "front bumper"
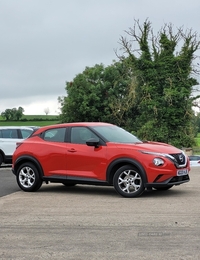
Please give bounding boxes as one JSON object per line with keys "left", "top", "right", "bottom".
{"left": 145, "top": 174, "right": 190, "bottom": 188}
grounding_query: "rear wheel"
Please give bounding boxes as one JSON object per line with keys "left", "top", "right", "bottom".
{"left": 113, "top": 165, "right": 145, "bottom": 198}
{"left": 16, "top": 163, "right": 43, "bottom": 192}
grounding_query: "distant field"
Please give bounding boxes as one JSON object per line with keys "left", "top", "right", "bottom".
{"left": 0, "top": 121, "right": 60, "bottom": 127}
{"left": 0, "top": 115, "right": 60, "bottom": 127}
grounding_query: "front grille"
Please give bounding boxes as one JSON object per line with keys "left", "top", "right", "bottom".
{"left": 169, "top": 153, "right": 186, "bottom": 167}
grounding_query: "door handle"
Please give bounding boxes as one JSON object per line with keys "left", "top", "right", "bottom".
{"left": 68, "top": 148, "right": 77, "bottom": 153}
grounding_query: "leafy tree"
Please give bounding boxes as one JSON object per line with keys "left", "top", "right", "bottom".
{"left": 118, "top": 19, "right": 200, "bottom": 147}
{"left": 59, "top": 62, "right": 136, "bottom": 127}
{"left": 59, "top": 19, "right": 200, "bottom": 148}
{"left": 1, "top": 107, "right": 24, "bottom": 121}
{"left": 1, "top": 109, "right": 12, "bottom": 120}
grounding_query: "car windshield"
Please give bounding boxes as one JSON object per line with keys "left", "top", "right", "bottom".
{"left": 91, "top": 125, "right": 142, "bottom": 144}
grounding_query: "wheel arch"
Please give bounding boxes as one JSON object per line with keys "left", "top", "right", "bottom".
{"left": 0, "top": 150, "right": 5, "bottom": 164}
{"left": 14, "top": 155, "right": 44, "bottom": 177}
{"left": 106, "top": 158, "right": 147, "bottom": 185}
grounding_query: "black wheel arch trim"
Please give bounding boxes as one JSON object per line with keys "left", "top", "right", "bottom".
{"left": 106, "top": 157, "right": 147, "bottom": 185}
{"left": 13, "top": 155, "right": 44, "bottom": 177}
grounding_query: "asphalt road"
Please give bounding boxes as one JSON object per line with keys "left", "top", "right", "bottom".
{"left": 0, "top": 167, "right": 200, "bottom": 260}
{"left": 0, "top": 165, "right": 20, "bottom": 197}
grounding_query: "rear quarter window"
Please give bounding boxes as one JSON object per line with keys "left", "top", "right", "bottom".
{"left": 20, "top": 129, "right": 33, "bottom": 139}
{"left": 43, "top": 128, "right": 66, "bottom": 142}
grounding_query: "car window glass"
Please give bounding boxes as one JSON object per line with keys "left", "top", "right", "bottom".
{"left": 21, "top": 129, "right": 33, "bottom": 139}
{"left": 189, "top": 156, "right": 200, "bottom": 161}
{"left": 43, "top": 128, "right": 66, "bottom": 142}
{"left": 71, "top": 127, "right": 97, "bottom": 144}
{"left": 0, "top": 130, "right": 2, "bottom": 138}
{"left": 1, "top": 129, "right": 18, "bottom": 139}
{"left": 91, "top": 125, "right": 142, "bottom": 143}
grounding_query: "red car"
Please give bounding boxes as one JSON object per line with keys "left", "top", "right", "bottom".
{"left": 12, "top": 122, "right": 190, "bottom": 198}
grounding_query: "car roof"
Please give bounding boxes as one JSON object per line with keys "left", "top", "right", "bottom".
{"left": 0, "top": 126, "right": 35, "bottom": 130}
{"left": 33, "top": 122, "right": 113, "bottom": 134}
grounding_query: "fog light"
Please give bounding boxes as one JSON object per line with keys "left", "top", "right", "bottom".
{"left": 153, "top": 158, "right": 164, "bottom": 166}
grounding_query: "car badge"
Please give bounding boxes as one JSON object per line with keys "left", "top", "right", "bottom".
{"left": 179, "top": 154, "right": 184, "bottom": 162}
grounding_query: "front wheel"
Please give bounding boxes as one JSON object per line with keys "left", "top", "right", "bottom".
{"left": 16, "top": 163, "right": 43, "bottom": 192}
{"left": 113, "top": 165, "right": 145, "bottom": 198}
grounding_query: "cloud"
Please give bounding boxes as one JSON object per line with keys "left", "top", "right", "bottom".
{"left": 0, "top": 0, "right": 200, "bottom": 115}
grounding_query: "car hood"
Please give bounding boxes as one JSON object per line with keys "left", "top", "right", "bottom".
{"left": 114, "top": 141, "right": 182, "bottom": 154}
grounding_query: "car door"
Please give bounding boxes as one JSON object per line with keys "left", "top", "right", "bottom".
{"left": 66, "top": 126, "right": 108, "bottom": 180}
{"left": 0, "top": 128, "right": 20, "bottom": 156}
{"left": 40, "top": 127, "right": 68, "bottom": 176}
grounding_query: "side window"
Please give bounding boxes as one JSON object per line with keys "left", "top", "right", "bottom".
{"left": 71, "top": 127, "right": 97, "bottom": 144}
{"left": 21, "top": 129, "right": 33, "bottom": 139}
{"left": 0, "top": 130, "right": 2, "bottom": 138}
{"left": 1, "top": 129, "right": 18, "bottom": 139}
{"left": 43, "top": 128, "right": 66, "bottom": 142}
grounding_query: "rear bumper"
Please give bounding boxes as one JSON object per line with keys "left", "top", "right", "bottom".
{"left": 145, "top": 174, "right": 190, "bottom": 188}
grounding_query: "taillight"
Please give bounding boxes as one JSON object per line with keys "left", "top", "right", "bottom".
{"left": 198, "top": 161, "right": 200, "bottom": 164}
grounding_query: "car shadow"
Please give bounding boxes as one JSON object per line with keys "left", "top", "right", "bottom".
{"left": 38, "top": 183, "right": 118, "bottom": 197}
{"left": 141, "top": 188, "right": 186, "bottom": 198}
{"left": 37, "top": 183, "right": 185, "bottom": 198}
{"left": 0, "top": 164, "right": 12, "bottom": 168}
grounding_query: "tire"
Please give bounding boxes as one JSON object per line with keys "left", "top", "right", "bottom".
{"left": 16, "top": 163, "right": 43, "bottom": 192}
{"left": 0, "top": 154, "right": 3, "bottom": 166}
{"left": 113, "top": 165, "right": 145, "bottom": 198}
{"left": 153, "top": 185, "right": 173, "bottom": 191}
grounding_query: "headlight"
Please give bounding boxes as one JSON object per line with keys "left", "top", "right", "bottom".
{"left": 153, "top": 158, "right": 164, "bottom": 166}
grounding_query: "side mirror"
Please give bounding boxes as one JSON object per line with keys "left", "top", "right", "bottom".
{"left": 86, "top": 138, "right": 100, "bottom": 148}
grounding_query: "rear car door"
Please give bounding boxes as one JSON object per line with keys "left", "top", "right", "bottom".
{"left": 40, "top": 127, "right": 68, "bottom": 176}
{"left": 0, "top": 128, "right": 20, "bottom": 157}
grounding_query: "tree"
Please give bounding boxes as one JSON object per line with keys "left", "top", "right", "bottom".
{"left": 59, "top": 62, "right": 136, "bottom": 127}
{"left": 44, "top": 107, "right": 50, "bottom": 115}
{"left": 59, "top": 19, "right": 200, "bottom": 148}
{"left": 117, "top": 19, "right": 200, "bottom": 147}
{"left": 1, "top": 109, "right": 12, "bottom": 120}
{"left": 1, "top": 107, "right": 24, "bottom": 121}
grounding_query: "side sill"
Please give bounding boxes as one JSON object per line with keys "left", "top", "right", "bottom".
{"left": 42, "top": 175, "right": 110, "bottom": 186}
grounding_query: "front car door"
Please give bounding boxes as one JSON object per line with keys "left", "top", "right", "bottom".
{"left": 66, "top": 126, "right": 107, "bottom": 180}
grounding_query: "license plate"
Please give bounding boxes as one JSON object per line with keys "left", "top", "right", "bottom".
{"left": 177, "top": 169, "right": 188, "bottom": 176}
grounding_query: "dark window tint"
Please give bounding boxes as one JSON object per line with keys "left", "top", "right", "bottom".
{"left": 71, "top": 127, "right": 97, "bottom": 144}
{"left": 1, "top": 129, "right": 18, "bottom": 139}
{"left": 43, "top": 128, "right": 66, "bottom": 142}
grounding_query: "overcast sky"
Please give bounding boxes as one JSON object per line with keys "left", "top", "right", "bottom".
{"left": 1, "top": 0, "right": 200, "bottom": 115}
